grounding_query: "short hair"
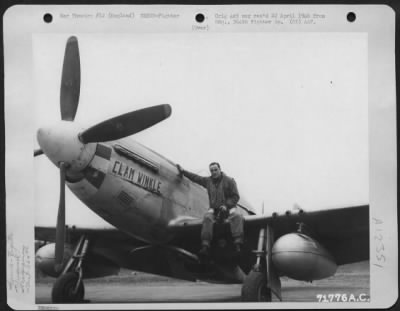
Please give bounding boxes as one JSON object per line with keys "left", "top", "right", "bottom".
{"left": 209, "top": 162, "right": 221, "bottom": 169}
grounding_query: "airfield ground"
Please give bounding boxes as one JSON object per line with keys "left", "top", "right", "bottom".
{"left": 36, "top": 261, "right": 369, "bottom": 304}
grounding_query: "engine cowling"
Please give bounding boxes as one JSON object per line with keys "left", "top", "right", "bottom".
{"left": 35, "top": 243, "right": 74, "bottom": 277}
{"left": 271, "top": 233, "right": 337, "bottom": 281}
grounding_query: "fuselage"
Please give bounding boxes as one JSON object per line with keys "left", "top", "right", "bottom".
{"left": 37, "top": 121, "right": 253, "bottom": 245}
{"left": 66, "top": 138, "right": 216, "bottom": 244}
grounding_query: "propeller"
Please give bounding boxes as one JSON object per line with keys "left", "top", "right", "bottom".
{"left": 60, "top": 36, "right": 80, "bottom": 122}
{"left": 54, "top": 162, "right": 67, "bottom": 272}
{"left": 79, "top": 104, "right": 172, "bottom": 143}
{"left": 34, "top": 36, "right": 172, "bottom": 273}
{"left": 34, "top": 149, "right": 44, "bottom": 157}
{"left": 54, "top": 36, "right": 80, "bottom": 272}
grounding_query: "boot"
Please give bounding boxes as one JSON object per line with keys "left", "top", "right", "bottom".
{"left": 233, "top": 243, "right": 242, "bottom": 258}
{"left": 199, "top": 244, "right": 210, "bottom": 258}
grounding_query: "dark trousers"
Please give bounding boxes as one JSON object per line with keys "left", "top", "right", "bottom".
{"left": 201, "top": 209, "right": 244, "bottom": 247}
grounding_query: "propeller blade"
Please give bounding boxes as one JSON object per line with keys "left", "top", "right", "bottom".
{"left": 54, "top": 162, "right": 67, "bottom": 272}
{"left": 34, "top": 149, "right": 44, "bottom": 157}
{"left": 79, "top": 104, "right": 172, "bottom": 143}
{"left": 60, "top": 36, "right": 80, "bottom": 121}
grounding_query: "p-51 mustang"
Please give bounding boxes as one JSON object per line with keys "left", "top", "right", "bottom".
{"left": 34, "top": 36, "right": 369, "bottom": 303}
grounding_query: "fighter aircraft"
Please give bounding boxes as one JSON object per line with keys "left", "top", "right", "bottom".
{"left": 34, "top": 36, "right": 369, "bottom": 303}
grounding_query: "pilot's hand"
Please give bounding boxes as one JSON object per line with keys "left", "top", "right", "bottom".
{"left": 219, "top": 205, "right": 227, "bottom": 212}
{"left": 176, "top": 164, "right": 184, "bottom": 177}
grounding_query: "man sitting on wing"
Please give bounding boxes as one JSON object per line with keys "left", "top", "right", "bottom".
{"left": 177, "top": 162, "right": 244, "bottom": 257}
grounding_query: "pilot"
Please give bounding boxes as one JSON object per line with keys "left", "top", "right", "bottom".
{"left": 177, "top": 162, "right": 244, "bottom": 257}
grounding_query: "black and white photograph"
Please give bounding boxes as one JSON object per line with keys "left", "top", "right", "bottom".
{"left": 3, "top": 4, "right": 397, "bottom": 309}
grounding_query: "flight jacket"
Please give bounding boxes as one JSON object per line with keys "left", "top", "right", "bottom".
{"left": 182, "top": 170, "right": 240, "bottom": 210}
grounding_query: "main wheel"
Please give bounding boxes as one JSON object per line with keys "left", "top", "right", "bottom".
{"left": 51, "top": 272, "right": 85, "bottom": 303}
{"left": 241, "top": 270, "right": 272, "bottom": 302}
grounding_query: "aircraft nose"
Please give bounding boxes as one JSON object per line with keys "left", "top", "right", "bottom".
{"left": 37, "top": 126, "right": 62, "bottom": 162}
{"left": 37, "top": 122, "right": 96, "bottom": 171}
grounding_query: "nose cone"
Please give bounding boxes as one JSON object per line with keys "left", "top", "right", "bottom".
{"left": 37, "top": 121, "right": 95, "bottom": 171}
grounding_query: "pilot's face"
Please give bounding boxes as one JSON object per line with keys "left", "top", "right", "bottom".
{"left": 209, "top": 164, "right": 221, "bottom": 179}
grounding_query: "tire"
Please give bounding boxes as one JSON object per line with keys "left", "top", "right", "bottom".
{"left": 241, "top": 270, "right": 272, "bottom": 302}
{"left": 51, "top": 272, "right": 85, "bottom": 303}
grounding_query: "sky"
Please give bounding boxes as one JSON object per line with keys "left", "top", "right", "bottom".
{"left": 32, "top": 32, "right": 368, "bottom": 227}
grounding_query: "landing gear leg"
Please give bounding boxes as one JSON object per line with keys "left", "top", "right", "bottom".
{"left": 52, "top": 236, "right": 89, "bottom": 303}
{"left": 241, "top": 224, "right": 281, "bottom": 302}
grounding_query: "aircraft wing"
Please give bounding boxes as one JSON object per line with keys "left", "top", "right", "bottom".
{"left": 35, "top": 225, "right": 133, "bottom": 243}
{"left": 168, "top": 205, "right": 369, "bottom": 266}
